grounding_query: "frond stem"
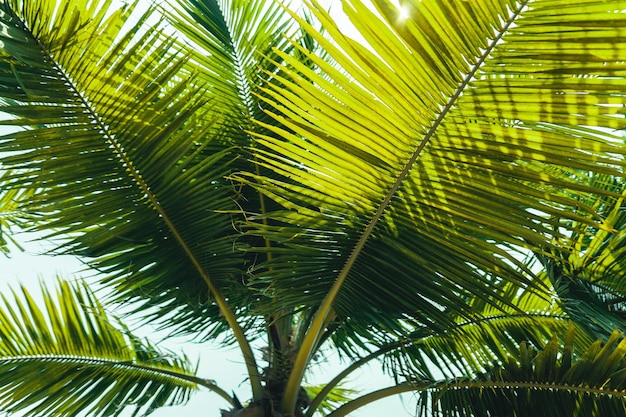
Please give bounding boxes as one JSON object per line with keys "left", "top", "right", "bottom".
{"left": 129, "top": 363, "right": 235, "bottom": 406}
{"left": 325, "top": 383, "right": 415, "bottom": 417}
{"left": 0, "top": 355, "right": 234, "bottom": 405}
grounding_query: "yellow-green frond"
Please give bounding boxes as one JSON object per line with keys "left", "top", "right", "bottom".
{"left": 241, "top": 0, "right": 626, "bottom": 344}
{"left": 0, "top": 279, "right": 199, "bottom": 417}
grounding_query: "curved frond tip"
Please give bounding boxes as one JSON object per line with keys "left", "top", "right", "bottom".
{"left": 422, "top": 325, "right": 626, "bottom": 417}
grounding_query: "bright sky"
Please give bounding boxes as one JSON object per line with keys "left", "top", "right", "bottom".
{"left": 0, "top": 1, "right": 417, "bottom": 416}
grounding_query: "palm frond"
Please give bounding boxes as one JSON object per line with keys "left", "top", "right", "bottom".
{"left": 308, "top": 276, "right": 578, "bottom": 415}
{"left": 0, "top": 0, "right": 257, "bottom": 348}
{"left": 165, "top": 0, "right": 316, "bottom": 130}
{"left": 163, "top": 1, "right": 328, "bottom": 250}
{"left": 234, "top": 1, "right": 626, "bottom": 411}
{"left": 163, "top": 1, "right": 325, "bottom": 284}
{"left": 311, "top": 314, "right": 575, "bottom": 415}
{"left": 0, "top": 278, "right": 204, "bottom": 417}
{"left": 418, "top": 325, "right": 626, "bottom": 417}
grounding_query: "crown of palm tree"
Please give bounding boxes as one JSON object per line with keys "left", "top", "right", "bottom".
{"left": 0, "top": 0, "right": 625, "bottom": 416}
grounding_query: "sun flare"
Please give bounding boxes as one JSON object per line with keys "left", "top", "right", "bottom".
{"left": 398, "top": 5, "right": 410, "bottom": 20}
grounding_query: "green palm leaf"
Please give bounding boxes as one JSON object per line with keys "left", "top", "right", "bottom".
{"left": 165, "top": 0, "right": 304, "bottom": 121}
{"left": 0, "top": 279, "right": 205, "bottom": 417}
{"left": 231, "top": 1, "right": 626, "bottom": 410}
{"left": 163, "top": 0, "right": 319, "bottom": 195}
{"left": 419, "top": 325, "right": 626, "bottom": 417}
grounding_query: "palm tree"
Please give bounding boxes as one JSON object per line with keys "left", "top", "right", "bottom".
{"left": 0, "top": 0, "right": 625, "bottom": 416}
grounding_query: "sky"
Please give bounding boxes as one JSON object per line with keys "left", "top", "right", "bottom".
{"left": 0, "top": 1, "right": 419, "bottom": 416}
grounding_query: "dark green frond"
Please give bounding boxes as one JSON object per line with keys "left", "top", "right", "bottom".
{"left": 533, "top": 173, "right": 626, "bottom": 340}
{"left": 323, "top": 326, "right": 626, "bottom": 417}
{"left": 0, "top": 279, "right": 199, "bottom": 417}
{"left": 0, "top": 0, "right": 255, "bottom": 343}
{"left": 419, "top": 325, "right": 626, "bottom": 417}
{"left": 309, "top": 280, "right": 576, "bottom": 415}
{"left": 384, "top": 314, "right": 575, "bottom": 382}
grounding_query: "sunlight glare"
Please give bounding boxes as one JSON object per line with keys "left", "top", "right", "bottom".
{"left": 398, "top": 5, "right": 410, "bottom": 20}
{"left": 389, "top": 0, "right": 411, "bottom": 21}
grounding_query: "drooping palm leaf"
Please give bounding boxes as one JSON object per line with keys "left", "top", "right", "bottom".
{"left": 0, "top": 278, "right": 213, "bottom": 417}
{"left": 417, "top": 325, "right": 626, "bottom": 417}
{"left": 323, "top": 325, "right": 626, "bottom": 417}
